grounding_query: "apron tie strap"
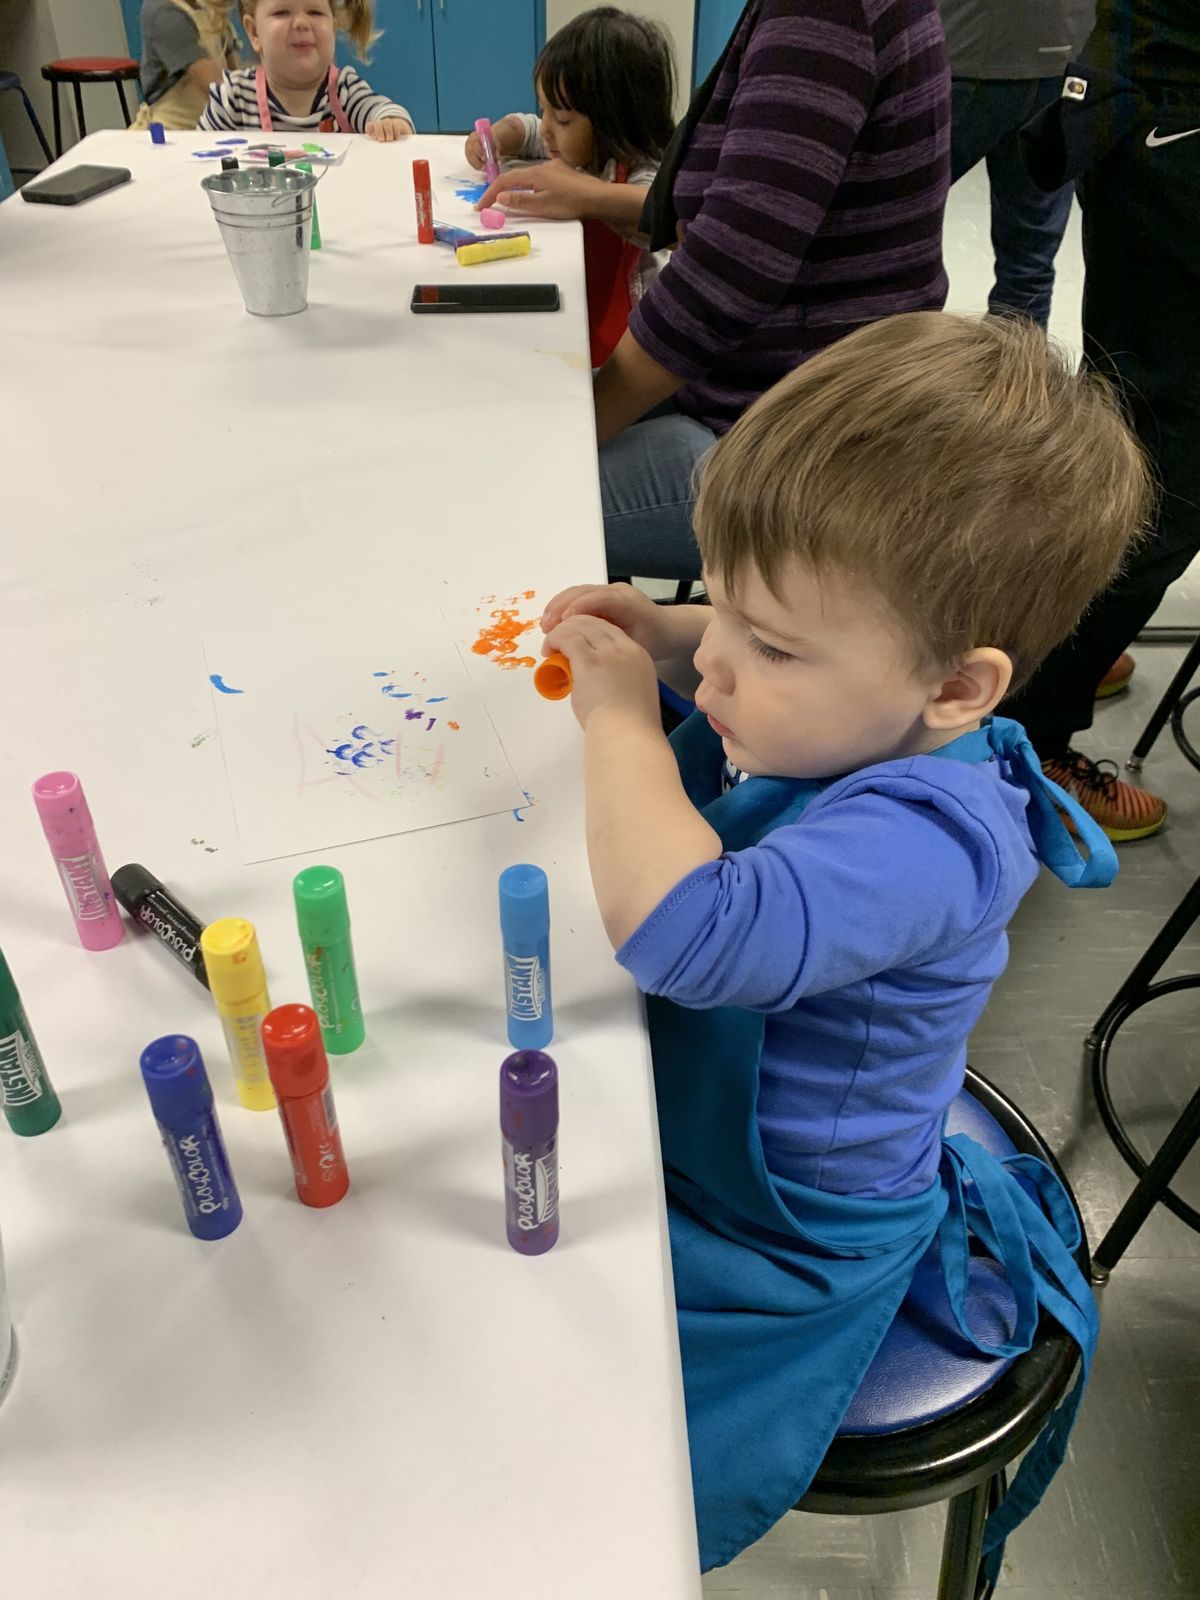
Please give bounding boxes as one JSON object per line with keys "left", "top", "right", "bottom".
{"left": 255, "top": 64, "right": 352, "bottom": 134}
{"left": 983, "top": 716, "right": 1117, "bottom": 887}
{"left": 939, "top": 1134, "right": 1100, "bottom": 1581}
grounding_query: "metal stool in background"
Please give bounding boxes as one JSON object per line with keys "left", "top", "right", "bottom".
{"left": 798, "top": 1070, "right": 1090, "bottom": 1600}
{"left": 1083, "top": 872, "right": 1200, "bottom": 1279}
{"left": 40, "top": 58, "right": 140, "bottom": 157}
{"left": 1127, "top": 633, "right": 1200, "bottom": 774}
{"left": 0, "top": 70, "right": 53, "bottom": 168}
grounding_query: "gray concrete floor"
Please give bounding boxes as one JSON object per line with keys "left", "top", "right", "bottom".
{"left": 695, "top": 168, "right": 1200, "bottom": 1598}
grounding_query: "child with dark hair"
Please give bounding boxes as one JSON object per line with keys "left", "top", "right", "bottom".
{"left": 465, "top": 6, "right": 676, "bottom": 366}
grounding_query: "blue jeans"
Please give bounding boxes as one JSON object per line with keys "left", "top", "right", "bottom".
{"left": 950, "top": 77, "right": 1074, "bottom": 328}
{"left": 599, "top": 400, "right": 718, "bottom": 581}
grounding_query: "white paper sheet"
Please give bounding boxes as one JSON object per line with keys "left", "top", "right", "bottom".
{"left": 205, "top": 603, "right": 527, "bottom": 863}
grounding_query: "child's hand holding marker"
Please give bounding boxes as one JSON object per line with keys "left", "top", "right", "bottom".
{"left": 464, "top": 114, "right": 526, "bottom": 171}
{"left": 541, "top": 612, "right": 660, "bottom": 731}
{"left": 541, "top": 582, "right": 717, "bottom": 715}
{"left": 541, "top": 582, "right": 669, "bottom": 659}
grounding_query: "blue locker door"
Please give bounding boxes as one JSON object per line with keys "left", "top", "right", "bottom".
{"left": 693, "top": 0, "right": 745, "bottom": 85}
{"left": 431, "top": 0, "right": 540, "bottom": 133}
{"left": 343, "top": 0, "right": 438, "bottom": 133}
{"left": 120, "top": 0, "right": 143, "bottom": 58}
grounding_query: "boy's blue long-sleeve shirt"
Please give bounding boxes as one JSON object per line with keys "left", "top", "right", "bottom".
{"left": 617, "top": 755, "right": 1040, "bottom": 1199}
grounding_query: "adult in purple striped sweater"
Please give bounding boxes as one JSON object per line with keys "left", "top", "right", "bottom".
{"left": 481, "top": 0, "right": 952, "bottom": 581}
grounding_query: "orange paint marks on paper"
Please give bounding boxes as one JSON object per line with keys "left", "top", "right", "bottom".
{"left": 448, "top": 721, "right": 460, "bottom": 731}
{"left": 471, "top": 592, "right": 539, "bottom": 672}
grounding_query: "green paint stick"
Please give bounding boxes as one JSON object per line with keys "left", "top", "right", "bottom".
{"left": 298, "top": 160, "right": 321, "bottom": 249}
{"left": 0, "top": 947, "right": 62, "bottom": 1137}
{"left": 293, "top": 866, "right": 363, "bottom": 1054}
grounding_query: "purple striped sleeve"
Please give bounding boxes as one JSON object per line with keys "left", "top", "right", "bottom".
{"left": 632, "top": 4, "right": 878, "bottom": 379}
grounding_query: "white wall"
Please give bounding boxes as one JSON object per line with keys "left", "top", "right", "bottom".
{"left": 546, "top": 0, "right": 694, "bottom": 116}
{"left": 0, "top": 0, "right": 131, "bottom": 171}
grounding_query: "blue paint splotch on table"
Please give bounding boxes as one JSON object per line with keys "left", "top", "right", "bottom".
{"left": 209, "top": 674, "right": 245, "bottom": 695}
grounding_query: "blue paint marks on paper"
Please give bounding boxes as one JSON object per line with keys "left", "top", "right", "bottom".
{"left": 217, "top": 137, "right": 248, "bottom": 145}
{"left": 327, "top": 727, "right": 396, "bottom": 774}
{"left": 512, "top": 790, "right": 535, "bottom": 822}
{"left": 209, "top": 674, "right": 245, "bottom": 695}
{"left": 455, "top": 180, "right": 487, "bottom": 203}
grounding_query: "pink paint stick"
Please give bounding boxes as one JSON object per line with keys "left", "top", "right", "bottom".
{"left": 32, "top": 771, "right": 125, "bottom": 951}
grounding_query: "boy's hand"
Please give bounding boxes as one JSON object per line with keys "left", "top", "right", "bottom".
{"left": 368, "top": 118, "right": 413, "bottom": 142}
{"left": 544, "top": 614, "right": 660, "bottom": 732}
{"left": 542, "top": 583, "right": 667, "bottom": 659}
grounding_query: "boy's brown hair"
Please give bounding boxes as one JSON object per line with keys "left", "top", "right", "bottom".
{"left": 695, "top": 312, "right": 1152, "bottom": 689}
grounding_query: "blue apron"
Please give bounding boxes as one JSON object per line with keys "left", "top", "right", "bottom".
{"left": 652, "top": 714, "right": 1108, "bottom": 1573}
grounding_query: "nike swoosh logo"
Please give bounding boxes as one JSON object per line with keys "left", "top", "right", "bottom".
{"left": 1146, "top": 126, "right": 1200, "bottom": 147}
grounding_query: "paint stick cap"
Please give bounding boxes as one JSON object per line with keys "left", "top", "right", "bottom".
{"left": 140, "top": 1034, "right": 213, "bottom": 1127}
{"left": 293, "top": 864, "right": 351, "bottom": 946}
{"left": 499, "top": 863, "right": 549, "bottom": 947}
{"left": 200, "top": 918, "right": 266, "bottom": 1006}
{"left": 262, "top": 1003, "right": 328, "bottom": 1099}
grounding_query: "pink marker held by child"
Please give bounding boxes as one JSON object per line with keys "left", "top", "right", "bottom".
{"left": 475, "top": 118, "right": 501, "bottom": 184}
{"left": 32, "top": 772, "right": 124, "bottom": 951}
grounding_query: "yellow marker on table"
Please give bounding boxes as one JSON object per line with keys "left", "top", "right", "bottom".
{"left": 456, "top": 235, "right": 532, "bottom": 266}
{"left": 200, "top": 917, "right": 276, "bottom": 1110}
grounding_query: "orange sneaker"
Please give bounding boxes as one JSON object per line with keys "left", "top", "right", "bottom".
{"left": 1042, "top": 750, "right": 1166, "bottom": 842}
{"left": 1095, "top": 651, "right": 1135, "bottom": 699}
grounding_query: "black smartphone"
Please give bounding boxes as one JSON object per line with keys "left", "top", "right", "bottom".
{"left": 410, "top": 283, "right": 561, "bottom": 314}
{"left": 22, "top": 165, "right": 132, "bottom": 206}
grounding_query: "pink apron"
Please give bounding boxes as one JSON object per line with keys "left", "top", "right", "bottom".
{"left": 255, "top": 64, "right": 353, "bottom": 132}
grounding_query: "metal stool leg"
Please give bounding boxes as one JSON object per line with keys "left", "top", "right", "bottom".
{"left": 49, "top": 80, "right": 62, "bottom": 158}
{"left": 71, "top": 80, "right": 86, "bottom": 143}
{"left": 1085, "top": 873, "right": 1200, "bottom": 1049}
{"left": 1093, "top": 1082, "right": 1200, "bottom": 1278}
{"left": 19, "top": 88, "right": 52, "bottom": 163}
{"left": 1127, "top": 634, "right": 1200, "bottom": 770}
{"left": 115, "top": 78, "right": 132, "bottom": 127}
{"left": 937, "top": 1478, "right": 993, "bottom": 1600}
{"left": 1170, "top": 686, "right": 1200, "bottom": 775}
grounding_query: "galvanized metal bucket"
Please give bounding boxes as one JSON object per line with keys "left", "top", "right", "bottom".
{"left": 201, "top": 165, "right": 319, "bottom": 316}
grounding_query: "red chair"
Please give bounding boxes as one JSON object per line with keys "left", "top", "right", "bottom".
{"left": 40, "top": 57, "right": 141, "bottom": 157}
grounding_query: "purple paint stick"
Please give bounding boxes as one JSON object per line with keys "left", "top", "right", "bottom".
{"left": 500, "top": 1049, "right": 558, "bottom": 1255}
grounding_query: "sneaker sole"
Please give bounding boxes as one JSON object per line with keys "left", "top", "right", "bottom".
{"left": 1103, "top": 815, "right": 1167, "bottom": 842}
{"left": 1094, "top": 679, "right": 1132, "bottom": 701}
{"left": 1059, "top": 805, "right": 1167, "bottom": 843}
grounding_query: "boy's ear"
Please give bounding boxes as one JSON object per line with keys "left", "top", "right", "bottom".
{"left": 243, "top": 11, "right": 259, "bottom": 50}
{"left": 923, "top": 647, "right": 1013, "bottom": 732}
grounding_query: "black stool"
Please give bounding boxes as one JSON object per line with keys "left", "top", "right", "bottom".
{"left": 0, "top": 69, "right": 53, "bottom": 167}
{"left": 40, "top": 57, "right": 140, "bottom": 157}
{"left": 797, "top": 1069, "right": 1089, "bottom": 1600}
{"left": 1083, "top": 874, "right": 1200, "bottom": 1278}
{"left": 1126, "top": 632, "right": 1200, "bottom": 774}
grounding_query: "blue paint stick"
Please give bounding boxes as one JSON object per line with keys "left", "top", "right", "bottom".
{"left": 140, "top": 1035, "right": 242, "bottom": 1241}
{"left": 498, "top": 864, "right": 552, "bottom": 1049}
